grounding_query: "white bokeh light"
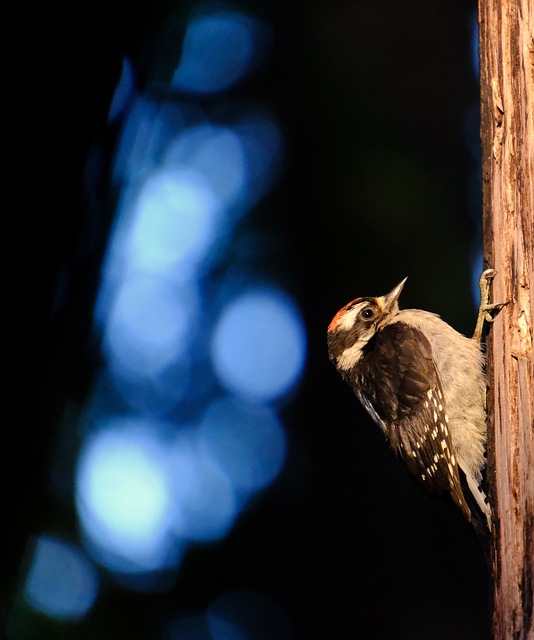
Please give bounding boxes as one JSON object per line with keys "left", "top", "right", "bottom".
{"left": 126, "top": 168, "right": 220, "bottom": 277}
{"left": 103, "top": 274, "right": 197, "bottom": 379}
{"left": 76, "top": 419, "right": 176, "bottom": 573}
{"left": 165, "top": 125, "right": 246, "bottom": 209}
{"left": 72, "top": 0, "right": 296, "bottom": 597}
{"left": 211, "top": 287, "right": 307, "bottom": 402}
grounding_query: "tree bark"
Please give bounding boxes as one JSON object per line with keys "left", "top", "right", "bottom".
{"left": 478, "top": 1, "right": 534, "bottom": 639}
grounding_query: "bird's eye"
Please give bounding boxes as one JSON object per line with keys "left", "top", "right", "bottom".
{"left": 361, "top": 307, "right": 375, "bottom": 320}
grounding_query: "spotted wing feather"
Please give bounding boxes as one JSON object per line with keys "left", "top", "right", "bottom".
{"left": 351, "top": 322, "right": 472, "bottom": 521}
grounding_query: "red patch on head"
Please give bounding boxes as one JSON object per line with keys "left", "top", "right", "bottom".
{"left": 328, "top": 297, "right": 362, "bottom": 332}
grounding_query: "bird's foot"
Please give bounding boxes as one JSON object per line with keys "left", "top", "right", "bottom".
{"left": 472, "top": 269, "right": 509, "bottom": 343}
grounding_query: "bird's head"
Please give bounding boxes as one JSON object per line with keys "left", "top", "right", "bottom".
{"left": 327, "top": 278, "right": 407, "bottom": 372}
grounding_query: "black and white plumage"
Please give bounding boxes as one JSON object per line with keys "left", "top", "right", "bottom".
{"left": 327, "top": 277, "right": 493, "bottom": 528}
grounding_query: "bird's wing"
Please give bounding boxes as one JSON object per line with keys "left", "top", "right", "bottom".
{"left": 356, "top": 322, "right": 472, "bottom": 521}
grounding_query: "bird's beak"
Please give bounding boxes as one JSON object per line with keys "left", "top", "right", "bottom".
{"left": 382, "top": 277, "right": 407, "bottom": 313}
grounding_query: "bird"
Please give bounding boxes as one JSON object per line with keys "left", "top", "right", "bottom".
{"left": 327, "top": 269, "right": 506, "bottom": 530}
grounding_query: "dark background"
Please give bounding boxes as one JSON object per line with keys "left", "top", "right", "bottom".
{"left": 10, "top": 0, "right": 490, "bottom": 638}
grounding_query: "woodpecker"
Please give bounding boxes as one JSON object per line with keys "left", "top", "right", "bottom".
{"left": 327, "top": 270, "right": 506, "bottom": 529}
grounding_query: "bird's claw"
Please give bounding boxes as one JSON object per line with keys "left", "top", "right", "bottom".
{"left": 473, "top": 269, "right": 509, "bottom": 342}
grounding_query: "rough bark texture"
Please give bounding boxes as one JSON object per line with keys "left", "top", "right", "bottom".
{"left": 478, "top": 1, "right": 534, "bottom": 639}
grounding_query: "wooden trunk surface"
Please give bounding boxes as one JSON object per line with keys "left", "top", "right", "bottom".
{"left": 478, "top": 0, "right": 534, "bottom": 638}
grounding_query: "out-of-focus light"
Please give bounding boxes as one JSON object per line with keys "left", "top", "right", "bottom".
{"left": 169, "top": 434, "right": 238, "bottom": 542}
{"left": 76, "top": 419, "right": 177, "bottom": 574}
{"left": 125, "top": 168, "right": 220, "bottom": 278}
{"left": 165, "top": 591, "right": 292, "bottom": 640}
{"left": 166, "top": 614, "right": 213, "bottom": 640}
{"left": 211, "top": 287, "right": 307, "bottom": 402}
{"left": 165, "top": 125, "right": 246, "bottom": 209}
{"left": 24, "top": 535, "right": 98, "bottom": 621}
{"left": 111, "top": 96, "right": 177, "bottom": 185}
{"left": 207, "top": 590, "right": 293, "bottom": 640}
{"left": 103, "top": 274, "right": 196, "bottom": 379}
{"left": 234, "top": 113, "right": 283, "bottom": 205}
{"left": 172, "top": 7, "right": 272, "bottom": 95}
{"left": 199, "top": 396, "right": 286, "bottom": 493}
{"left": 108, "top": 57, "right": 135, "bottom": 122}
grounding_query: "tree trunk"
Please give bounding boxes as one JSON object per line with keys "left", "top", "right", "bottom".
{"left": 478, "top": 1, "right": 534, "bottom": 639}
